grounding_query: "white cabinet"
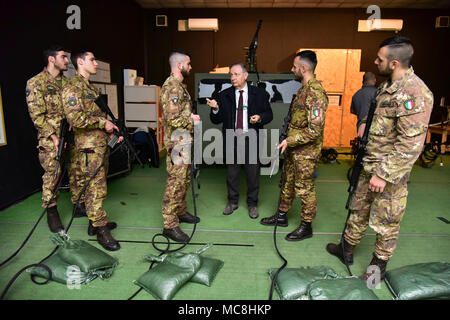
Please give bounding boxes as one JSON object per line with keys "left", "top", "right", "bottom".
{"left": 124, "top": 85, "right": 164, "bottom": 150}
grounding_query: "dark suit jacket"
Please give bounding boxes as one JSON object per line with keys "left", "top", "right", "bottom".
{"left": 210, "top": 84, "right": 273, "bottom": 162}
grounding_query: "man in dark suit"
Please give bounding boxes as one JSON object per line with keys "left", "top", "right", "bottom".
{"left": 206, "top": 63, "right": 273, "bottom": 219}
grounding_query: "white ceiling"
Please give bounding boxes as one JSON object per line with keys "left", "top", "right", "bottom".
{"left": 135, "top": 0, "right": 450, "bottom": 9}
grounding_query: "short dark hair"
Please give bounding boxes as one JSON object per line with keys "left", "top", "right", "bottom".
{"left": 379, "top": 36, "right": 414, "bottom": 67}
{"left": 363, "top": 72, "right": 376, "bottom": 84}
{"left": 71, "top": 50, "right": 90, "bottom": 70}
{"left": 43, "top": 45, "right": 64, "bottom": 66}
{"left": 296, "top": 50, "right": 317, "bottom": 72}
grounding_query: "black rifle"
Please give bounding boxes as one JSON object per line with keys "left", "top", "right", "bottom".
{"left": 268, "top": 96, "right": 294, "bottom": 300}
{"left": 246, "top": 19, "right": 262, "bottom": 81}
{"left": 51, "top": 118, "right": 70, "bottom": 191}
{"left": 192, "top": 100, "right": 200, "bottom": 189}
{"left": 340, "top": 89, "right": 380, "bottom": 275}
{"left": 94, "top": 95, "right": 144, "bottom": 167}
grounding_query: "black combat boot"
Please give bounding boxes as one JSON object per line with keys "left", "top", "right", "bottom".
{"left": 326, "top": 238, "right": 355, "bottom": 265}
{"left": 285, "top": 221, "right": 313, "bottom": 241}
{"left": 73, "top": 202, "right": 87, "bottom": 218}
{"left": 260, "top": 212, "right": 288, "bottom": 227}
{"left": 96, "top": 226, "right": 120, "bottom": 251}
{"left": 163, "top": 226, "right": 190, "bottom": 243}
{"left": 360, "top": 254, "right": 388, "bottom": 281}
{"left": 47, "top": 206, "right": 64, "bottom": 233}
{"left": 178, "top": 212, "right": 200, "bottom": 224}
{"left": 88, "top": 220, "right": 118, "bottom": 236}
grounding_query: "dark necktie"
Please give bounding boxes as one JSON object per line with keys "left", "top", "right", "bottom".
{"left": 236, "top": 90, "right": 243, "bottom": 130}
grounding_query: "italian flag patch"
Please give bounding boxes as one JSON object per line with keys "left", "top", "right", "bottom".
{"left": 313, "top": 108, "right": 321, "bottom": 117}
{"left": 404, "top": 99, "right": 415, "bottom": 110}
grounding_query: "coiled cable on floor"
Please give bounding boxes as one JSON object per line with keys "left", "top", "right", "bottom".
{"left": 128, "top": 133, "right": 200, "bottom": 300}
{"left": 0, "top": 145, "right": 122, "bottom": 300}
{"left": 320, "top": 148, "right": 338, "bottom": 163}
{"left": 419, "top": 142, "right": 441, "bottom": 168}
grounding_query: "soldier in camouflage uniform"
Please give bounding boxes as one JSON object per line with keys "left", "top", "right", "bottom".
{"left": 62, "top": 50, "right": 122, "bottom": 251}
{"left": 26, "top": 45, "right": 84, "bottom": 233}
{"left": 160, "top": 51, "right": 201, "bottom": 243}
{"left": 261, "top": 50, "right": 328, "bottom": 242}
{"left": 327, "top": 36, "right": 433, "bottom": 281}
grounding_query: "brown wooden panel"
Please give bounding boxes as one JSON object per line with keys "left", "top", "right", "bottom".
{"left": 301, "top": 48, "right": 347, "bottom": 93}
{"left": 323, "top": 106, "right": 342, "bottom": 148}
{"left": 340, "top": 50, "right": 364, "bottom": 147}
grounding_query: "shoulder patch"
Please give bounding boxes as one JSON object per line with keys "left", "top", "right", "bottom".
{"left": 26, "top": 88, "right": 31, "bottom": 97}
{"left": 404, "top": 99, "right": 415, "bottom": 110}
{"left": 171, "top": 96, "right": 179, "bottom": 104}
{"left": 68, "top": 97, "right": 77, "bottom": 106}
{"left": 312, "top": 108, "right": 321, "bottom": 118}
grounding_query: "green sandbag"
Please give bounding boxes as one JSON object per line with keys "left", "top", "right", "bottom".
{"left": 135, "top": 252, "right": 202, "bottom": 300}
{"left": 385, "top": 262, "right": 450, "bottom": 300}
{"left": 268, "top": 266, "right": 340, "bottom": 300}
{"left": 135, "top": 244, "right": 212, "bottom": 300}
{"left": 190, "top": 257, "right": 224, "bottom": 287}
{"left": 27, "top": 254, "right": 97, "bottom": 285}
{"left": 51, "top": 233, "right": 118, "bottom": 277}
{"left": 307, "top": 277, "right": 379, "bottom": 300}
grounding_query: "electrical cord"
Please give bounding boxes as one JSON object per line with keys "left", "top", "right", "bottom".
{"left": 268, "top": 156, "right": 289, "bottom": 300}
{"left": 128, "top": 131, "right": 200, "bottom": 300}
{"left": 0, "top": 143, "right": 122, "bottom": 300}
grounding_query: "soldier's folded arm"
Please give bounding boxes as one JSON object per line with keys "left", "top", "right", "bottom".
{"left": 286, "top": 93, "right": 326, "bottom": 148}
{"left": 26, "top": 82, "right": 55, "bottom": 139}
{"left": 375, "top": 98, "right": 430, "bottom": 184}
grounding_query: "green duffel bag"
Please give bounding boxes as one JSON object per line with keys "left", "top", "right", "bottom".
{"left": 385, "top": 262, "right": 450, "bottom": 300}
{"left": 27, "top": 254, "right": 97, "bottom": 285}
{"left": 51, "top": 233, "right": 118, "bottom": 278}
{"left": 135, "top": 244, "right": 212, "bottom": 300}
{"left": 307, "top": 277, "right": 379, "bottom": 300}
{"left": 190, "top": 256, "right": 224, "bottom": 287}
{"left": 268, "top": 266, "right": 340, "bottom": 300}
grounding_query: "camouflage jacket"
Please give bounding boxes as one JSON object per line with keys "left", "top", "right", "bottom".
{"left": 62, "top": 72, "right": 108, "bottom": 149}
{"left": 286, "top": 77, "right": 328, "bottom": 159}
{"left": 160, "top": 74, "right": 194, "bottom": 150}
{"left": 363, "top": 67, "right": 433, "bottom": 184}
{"left": 26, "top": 70, "right": 68, "bottom": 146}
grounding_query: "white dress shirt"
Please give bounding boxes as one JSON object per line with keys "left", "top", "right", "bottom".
{"left": 212, "top": 84, "right": 249, "bottom": 132}
{"left": 235, "top": 84, "right": 249, "bottom": 132}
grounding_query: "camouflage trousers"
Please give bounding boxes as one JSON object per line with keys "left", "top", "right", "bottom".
{"left": 38, "top": 138, "right": 60, "bottom": 208}
{"left": 161, "top": 154, "right": 191, "bottom": 229}
{"left": 67, "top": 142, "right": 84, "bottom": 205}
{"left": 74, "top": 145, "right": 109, "bottom": 227}
{"left": 38, "top": 137, "right": 78, "bottom": 208}
{"left": 344, "top": 172, "right": 408, "bottom": 261}
{"left": 278, "top": 150, "right": 318, "bottom": 222}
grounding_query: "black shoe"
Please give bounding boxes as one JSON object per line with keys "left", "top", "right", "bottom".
{"left": 285, "top": 221, "right": 313, "bottom": 241}
{"left": 47, "top": 206, "right": 64, "bottom": 233}
{"left": 326, "top": 238, "right": 355, "bottom": 265}
{"left": 88, "top": 220, "right": 118, "bottom": 236}
{"left": 260, "top": 213, "right": 288, "bottom": 227}
{"left": 360, "top": 254, "right": 388, "bottom": 282}
{"left": 178, "top": 212, "right": 200, "bottom": 224}
{"left": 223, "top": 203, "right": 238, "bottom": 215}
{"left": 96, "top": 226, "right": 120, "bottom": 251}
{"left": 73, "top": 203, "right": 87, "bottom": 218}
{"left": 163, "top": 227, "right": 190, "bottom": 243}
{"left": 248, "top": 207, "right": 259, "bottom": 219}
